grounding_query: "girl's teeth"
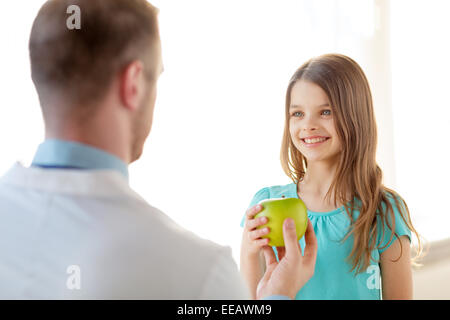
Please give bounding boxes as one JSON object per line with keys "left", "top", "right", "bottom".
{"left": 305, "top": 137, "right": 327, "bottom": 144}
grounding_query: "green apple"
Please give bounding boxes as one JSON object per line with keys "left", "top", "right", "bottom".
{"left": 255, "top": 197, "right": 308, "bottom": 247}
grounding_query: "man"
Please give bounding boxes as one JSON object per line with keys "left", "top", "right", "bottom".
{"left": 0, "top": 0, "right": 317, "bottom": 299}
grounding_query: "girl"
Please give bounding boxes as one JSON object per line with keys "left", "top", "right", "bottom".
{"left": 240, "top": 53, "right": 423, "bottom": 300}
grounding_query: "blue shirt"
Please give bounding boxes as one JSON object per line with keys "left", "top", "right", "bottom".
{"left": 31, "top": 139, "right": 129, "bottom": 180}
{"left": 241, "top": 183, "right": 412, "bottom": 300}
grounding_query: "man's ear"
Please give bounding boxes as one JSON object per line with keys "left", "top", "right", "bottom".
{"left": 119, "top": 60, "right": 145, "bottom": 111}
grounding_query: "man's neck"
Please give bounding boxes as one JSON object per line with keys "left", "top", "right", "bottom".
{"left": 44, "top": 104, "right": 131, "bottom": 164}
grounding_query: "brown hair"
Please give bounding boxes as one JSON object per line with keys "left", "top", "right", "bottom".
{"left": 29, "top": 0, "right": 160, "bottom": 108}
{"left": 281, "top": 53, "right": 423, "bottom": 273}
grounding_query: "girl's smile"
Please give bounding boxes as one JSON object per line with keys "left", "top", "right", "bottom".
{"left": 301, "top": 136, "right": 331, "bottom": 148}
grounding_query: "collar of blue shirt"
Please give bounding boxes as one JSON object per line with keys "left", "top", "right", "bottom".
{"left": 31, "top": 139, "right": 129, "bottom": 181}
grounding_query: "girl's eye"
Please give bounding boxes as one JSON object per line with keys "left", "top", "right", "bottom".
{"left": 291, "top": 111, "right": 303, "bottom": 117}
{"left": 322, "top": 109, "right": 332, "bottom": 116}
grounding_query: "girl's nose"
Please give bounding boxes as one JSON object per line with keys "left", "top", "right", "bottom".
{"left": 302, "top": 115, "right": 320, "bottom": 132}
{"left": 302, "top": 121, "right": 318, "bottom": 132}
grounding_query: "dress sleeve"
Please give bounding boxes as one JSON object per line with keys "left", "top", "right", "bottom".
{"left": 240, "top": 187, "right": 270, "bottom": 228}
{"left": 377, "top": 193, "right": 412, "bottom": 254}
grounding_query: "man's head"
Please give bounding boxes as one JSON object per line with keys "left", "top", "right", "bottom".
{"left": 29, "top": 0, "right": 163, "bottom": 163}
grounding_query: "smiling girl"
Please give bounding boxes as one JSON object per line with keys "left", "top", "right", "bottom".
{"left": 240, "top": 53, "right": 423, "bottom": 300}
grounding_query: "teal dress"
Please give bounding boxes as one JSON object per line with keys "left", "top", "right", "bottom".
{"left": 240, "top": 183, "right": 411, "bottom": 300}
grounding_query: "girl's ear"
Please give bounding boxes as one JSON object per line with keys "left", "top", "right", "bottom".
{"left": 119, "top": 60, "right": 145, "bottom": 111}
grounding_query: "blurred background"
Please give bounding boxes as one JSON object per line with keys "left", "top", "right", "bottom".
{"left": 0, "top": 0, "right": 449, "bottom": 299}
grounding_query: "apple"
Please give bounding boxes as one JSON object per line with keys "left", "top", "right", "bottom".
{"left": 255, "top": 197, "right": 308, "bottom": 247}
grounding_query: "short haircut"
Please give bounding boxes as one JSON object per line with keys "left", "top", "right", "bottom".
{"left": 29, "top": 0, "right": 160, "bottom": 107}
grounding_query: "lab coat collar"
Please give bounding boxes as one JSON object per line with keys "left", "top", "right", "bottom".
{"left": 0, "top": 162, "right": 143, "bottom": 201}
{"left": 32, "top": 139, "right": 129, "bottom": 180}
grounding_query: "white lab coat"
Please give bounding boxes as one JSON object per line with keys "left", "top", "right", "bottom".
{"left": 0, "top": 163, "right": 250, "bottom": 299}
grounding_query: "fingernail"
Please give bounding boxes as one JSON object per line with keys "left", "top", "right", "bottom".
{"left": 285, "top": 218, "right": 295, "bottom": 229}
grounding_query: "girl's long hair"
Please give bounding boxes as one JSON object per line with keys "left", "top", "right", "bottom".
{"left": 280, "top": 53, "right": 423, "bottom": 273}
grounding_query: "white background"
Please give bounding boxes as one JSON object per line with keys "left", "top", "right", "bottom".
{"left": 0, "top": 0, "right": 449, "bottom": 267}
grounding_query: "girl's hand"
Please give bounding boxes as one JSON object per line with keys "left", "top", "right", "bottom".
{"left": 242, "top": 204, "right": 271, "bottom": 257}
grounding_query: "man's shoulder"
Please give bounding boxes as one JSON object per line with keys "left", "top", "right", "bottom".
{"left": 0, "top": 167, "right": 237, "bottom": 299}
{"left": 89, "top": 188, "right": 227, "bottom": 258}
{"left": 80, "top": 199, "right": 237, "bottom": 299}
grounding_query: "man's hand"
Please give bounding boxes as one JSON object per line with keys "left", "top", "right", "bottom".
{"left": 256, "top": 218, "right": 317, "bottom": 300}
